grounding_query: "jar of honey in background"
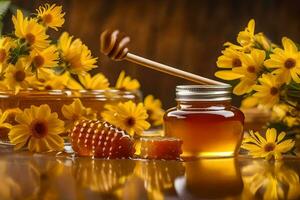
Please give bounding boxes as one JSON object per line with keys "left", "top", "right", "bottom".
{"left": 164, "top": 85, "right": 244, "bottom": 158}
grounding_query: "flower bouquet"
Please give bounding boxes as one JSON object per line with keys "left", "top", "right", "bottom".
{"left": 0, "top": 4, "right": 164, "bottom": 153}
{"left": 215, "top": 19, "right": 300, "bottom": 159}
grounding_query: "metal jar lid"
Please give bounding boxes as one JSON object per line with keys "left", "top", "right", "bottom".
{"left": 176, "top": 85, "right": 232, "bottom": 101}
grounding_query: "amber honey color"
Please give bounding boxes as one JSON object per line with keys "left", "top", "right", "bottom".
{"left": 0, "top": 89, "right": 140, "bottom": 140}
{"left": 164, "top": 101, "right": 244, "bottom": 158}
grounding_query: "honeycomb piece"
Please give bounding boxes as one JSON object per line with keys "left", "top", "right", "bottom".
{"left": 139, "top": 137, "right": 183, "bottom": 160}
{"left": 70, "top": 120, "right": 135, "bottom": 159}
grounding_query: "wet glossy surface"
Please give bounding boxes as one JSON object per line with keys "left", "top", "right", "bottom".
{"left": 0, "top": 147, "right": 299, "bottom": 200}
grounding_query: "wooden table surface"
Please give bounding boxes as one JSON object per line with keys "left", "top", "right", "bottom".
{"left": 0, "top": 145, "right": 299, "bottom": 200}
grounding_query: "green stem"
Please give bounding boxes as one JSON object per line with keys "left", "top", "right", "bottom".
{"left": 282, "top": 99, "right": 298, "bottom": 109}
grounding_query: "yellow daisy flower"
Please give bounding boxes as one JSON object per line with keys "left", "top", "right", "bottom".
{"left": 0, "top": 37, "right": 13, "bottom": 68}
{"left": 264, "top": 37, "right": 300, "bottom": 83}
{"left": 36, "top": 4, "right": 65, "bottom": 31}
{"left": 4, "top": 59, "right": 33, "bottom": 94}
{"left": 78, "top": 73, "right": 109, "bottom": 90}
{"left": 8, "top": 104, "right": 65, "bottom": 152}
{"left": 284, "top": 116, "right": 300, "bottom": 127}
{"left": 216, "top": 49, "right": 265, "bottom": 95}
{"left": 271, "top": 104, "right": 300, "bottom": 127}
{"left": 237, "top": 19, "right": 255, "bottom": 49}
{"left": 271, "top": 103, "right": 289, "bottom": 122}
{"left": 61, "top": 98, "right": 96, "bottom": 130}
{"left": 233, "top": 49, "right": 265, "bottom": 95}
{"left": 0, "top": 109, "right": 13, "bottom": 129}
{"left": 31, "top": 71, "right": 82, "bottom": 90}
{"left": 37, "top": 75, "right": 67, "bottom": 90}
{"left": 144, "top": 95, "right": 164, "bottom": 126}
{"left": 51, "top": 71, "right": 83, "bottom": 90}
{"left": 12, "top": 10, "right": 49, "bottom": 50}
{"left": 101, "top": 101, "right": 150, "bottom": 135}
{"left": 253, "top": 74, "right": 282, "bottom": 107}
{"left": 58, "top": 32, "right": 97, "bottom": 74}
{"left": 115, "top": 71, "right": 140, "bottom": 91}
{"left": 223, "top": 19, "right": 256, "bottom": 52}
{"left": 3, "top": 108, "right": 22, "bottom": 126}
{"left": 216, "top": 47, "right": 242, "bottom": 69}
{"left": 30, "top": 45, "right": 59, "bottom": 72}
{"left": 255, "top": 33, "right": 272, "bottom": 51}
{"left": 241, "top": 128, "right": 295, "bottom": 160}
{"left": 26, "top": 68, "right": 60, "bottom": 90}
{"left": 28, "top": 70, "right": 82, "bottom": 91}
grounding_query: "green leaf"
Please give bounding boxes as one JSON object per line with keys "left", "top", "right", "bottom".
{"left": 53, "top": 66, "right": 66, "bottom": 75}
{"left": 9, "top": 4, "right": 29, "bottom": 17}
{"left": 0, "top": 0, "right": 10, "bottom": 36}
{"left": 0, "top": 21, "right": 3, "bottom": 36}
{"left": 287, "top": 81, "right": 300, "bottom": 90}
{"left": 0, "top": 0, "right": 10, "bottom": 18}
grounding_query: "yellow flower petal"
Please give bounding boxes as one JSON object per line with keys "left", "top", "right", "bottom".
{"left": 277, "top": 132, "right": 286, "bottom": 143}
{"left": 215, "top": 70, "right": 243, "bottom": 80}
{"left": 241, "top": 96, "right": 258, "bottom": 108}
{"left": 276, "top": 140, "right": 295, "bottom": 153}
{"left": 266, "top": 128, "right": 277, "bottom": 143}
{"left": 115, "top": 71, "right": 140, "bottom": 91}
{"left": 282, "top": 37, "right": 298, "bottom": 54}
{"left": 233, "top": 78, "right": 255, "bottom": 95}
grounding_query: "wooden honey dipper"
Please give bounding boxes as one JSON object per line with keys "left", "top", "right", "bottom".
{"left": 100, "top": 29, "right": 226, "bottom": 85}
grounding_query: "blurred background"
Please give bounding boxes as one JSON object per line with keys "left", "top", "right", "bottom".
{"left": 4, "top": 0, "right": 300, "bottom": 108}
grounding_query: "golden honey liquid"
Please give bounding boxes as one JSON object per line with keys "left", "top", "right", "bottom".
{"left": 164, "top": 101, "right": 244, "bottom": 158}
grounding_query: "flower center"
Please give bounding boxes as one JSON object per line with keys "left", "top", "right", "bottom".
{"left": 264, "top": 143, "right": 275, "bottom": 152}
{"left": 0, "top": 49, "right": 7, "bottom": 63}
{"left": 25, "top": 33, "right": 35, "bottom": 45}
{"left": 38, "top": 79, "right": 46, "bottom": 83}
{"left": 45, "top": 85, "right": 52, "bottom": 90}
{"left": 147, "top": 109, "right": 153, "bottom": 116}
{"left": 232, "top": 58, "right": 242, "bottom": 68}
{"left": 125, "top": 117, "right": 136, "bottom": 127}
{"left": 72, "top": 114, "right": 80, "bottom": 121}
{"left": 31, "top": 120, "right": 48, "bottom": 138}
{"left": 6, "top": 111, "right": 19, "bottom": 125}
{"left": 284, "top": 58, "right": 296, "bottom": 69}
{"left": 247, "top": 66, "right": 256, "bottom": 73}
{"left": 43, "top": 14, "right": 53, "bottom": 24}
{"left": 270, "top": 87, "right": 279, "bottom": 96}
{"left": 14, "top": 70, "right": 26, "bottom": 82}
{"left": 33, "top": 55, "right": 45, "bottom": 68}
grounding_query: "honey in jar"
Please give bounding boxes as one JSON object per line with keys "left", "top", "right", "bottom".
{"left": 164, "top": 85, "right": 244, "bottom": 158}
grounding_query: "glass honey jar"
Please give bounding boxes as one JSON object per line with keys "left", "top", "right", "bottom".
{"left": 164, "top": 85, "right": 244, "bottom": 158}
{"left": 0, "top": 89, "right": 140, "bottom": 143}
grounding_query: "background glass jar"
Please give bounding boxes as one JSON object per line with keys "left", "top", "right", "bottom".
{"left": 164, "top": 85, "right": 244, "bottom": 158}
{"left": 0, "top": 89, "right": 140, "bottom": 142}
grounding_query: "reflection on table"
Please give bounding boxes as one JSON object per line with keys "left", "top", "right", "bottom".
{"left": 0, "top": 149, "right": 299, "bottom": 200}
